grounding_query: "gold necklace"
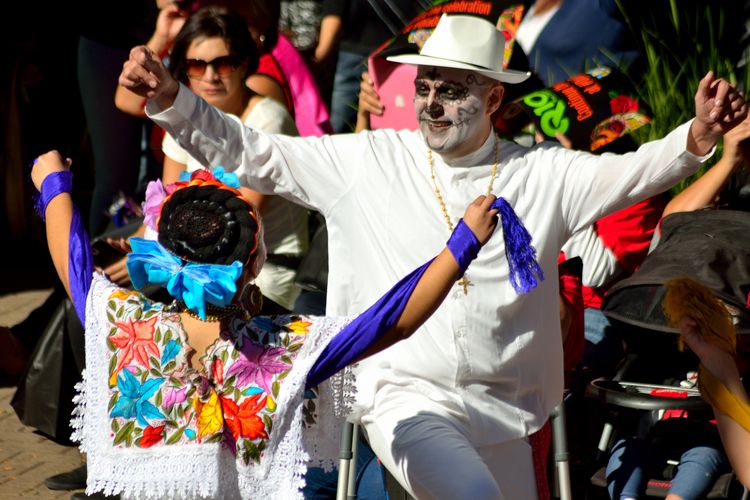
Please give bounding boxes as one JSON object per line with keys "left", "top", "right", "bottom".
{"left": 427, "top": 135, "right": 500, "bottom": 294}
{"left": 177, "top": 301, "right": 251, "bottom": 322}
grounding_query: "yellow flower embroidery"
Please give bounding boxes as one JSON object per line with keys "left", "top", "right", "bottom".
{"left": 194, "top": 390, "right": 223, "bottom": 440}
{"left": 110, "top": 289, "right": 136, "bottom": 301}
{"left": 266, "top": 396, "right": 277, "bottom": 412}
{"left": 287, "top": 320, "right": 311, "bottom": 335}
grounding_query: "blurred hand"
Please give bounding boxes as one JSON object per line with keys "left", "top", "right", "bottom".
{"left": 154, "top": 3, "right": 188, "bottom": 46}
{"left": 463, "top": 195, "right": 499, "bottom": 245}
{"left": 721, "top": 115, "right": 750, "bottom": 169}
{"left": 534, "top": 130, "right": 572, "bottom": 149}
{"left": 31, "top": 150, "right": 71, "bottom": 191}
{"left": 103, "top": 254, "right": 132, "bottom": 286}
{"left": 119, "top": 46, "right": 179, "bottom": 108}
{"left": 680, "top": 315, "right": 738, "bottom": 380}
{"left": 358, "top": 71, "right": 384, "bottom": 117}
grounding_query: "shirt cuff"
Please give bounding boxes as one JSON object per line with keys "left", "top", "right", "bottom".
{"left": 145, "top": 83, "right": 197, "bottom": 122}
{"left": 679, "top": 118, "right": 717, "bottom": 163}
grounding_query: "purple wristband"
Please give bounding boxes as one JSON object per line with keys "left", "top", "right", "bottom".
{"left": 35, "top": 171, "right": 73, "bottom": 220}
{"left": 446, "top": 219, "right": 481, "bottom": 276}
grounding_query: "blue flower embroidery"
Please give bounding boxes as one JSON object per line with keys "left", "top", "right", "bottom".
{"left": 110, "top": 369, "right": 166, "bottom": 427}
{"left": 161, "top": 339, "right": 180, "bottom": 365}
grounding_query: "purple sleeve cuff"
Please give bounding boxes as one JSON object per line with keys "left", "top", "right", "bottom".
{"left": 446, "top": 219, "right": 481, "bottom": 277}
{"left": 35, "top": 171, "right": 73, "bottom": 220}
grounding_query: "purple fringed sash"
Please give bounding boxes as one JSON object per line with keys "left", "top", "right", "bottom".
{"left": 35, "top": 171, "right": 93, "bottom": 324}
{"left": 492, "top": 197, "right": 544, "bottom": 294}
{"left": 306, "top": 259, "right": 433, "bottom": 389}
{"left": 306, "top": 216, "right": 484, "bottom": 388}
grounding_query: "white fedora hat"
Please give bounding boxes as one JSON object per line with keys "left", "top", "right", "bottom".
{"left": 387, "top": 14, "right": 530, "bottom": 84}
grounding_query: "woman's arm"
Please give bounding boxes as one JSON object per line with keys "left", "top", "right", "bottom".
{"left": 663, "top": 115, "right": 750, "bottom": 217}
{"left": 681, "top": 316, "right": 750, "bottom": 488}
{"left": 306, "top": 195, "right": 499, "bottom": 388}
{"left": 31, "top": 151, "right": 94, "bottom": 323}
{"left": 115, "top": 3, "right": 188, "bottom": 117}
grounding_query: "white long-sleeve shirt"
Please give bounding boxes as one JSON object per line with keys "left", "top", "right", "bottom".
{"left": 148, "top": 84, "right": 710, "bottom": 445}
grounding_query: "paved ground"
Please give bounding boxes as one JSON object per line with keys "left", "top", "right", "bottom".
{"left": 0, "top": 288, "right": 83, "bottom": 499}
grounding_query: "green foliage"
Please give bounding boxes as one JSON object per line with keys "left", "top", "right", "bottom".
{"left": 617, "top": 0, "right": 749, "bottom": 194}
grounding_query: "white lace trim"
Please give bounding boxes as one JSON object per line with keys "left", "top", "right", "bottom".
{"left": 72, "top": 274, "right": 358, "bottom": 499}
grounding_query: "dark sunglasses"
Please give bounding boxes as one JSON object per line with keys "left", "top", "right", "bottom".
{"left": 185, "top": 55, "right": 241, "bottom": 77}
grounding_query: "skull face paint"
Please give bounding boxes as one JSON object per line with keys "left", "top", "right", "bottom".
{"left": 414, "top": 66, "right": 499, "bottom": 159}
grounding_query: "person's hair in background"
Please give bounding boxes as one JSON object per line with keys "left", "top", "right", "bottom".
{"left": 168, "top": 6, "right": 259, "bottom": 85}
{"left": 205, "top": 0, "right": 280, "bottom": 52}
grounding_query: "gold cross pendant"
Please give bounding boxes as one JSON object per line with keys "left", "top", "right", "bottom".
{"left": 457, "top": 276, "right": 470, "bottom": 295}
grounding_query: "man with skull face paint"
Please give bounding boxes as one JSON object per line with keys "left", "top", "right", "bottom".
{"left": 119, "top": 14, "right": 747, "bottom": 499}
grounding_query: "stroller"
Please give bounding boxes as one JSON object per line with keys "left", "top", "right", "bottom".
{"left": 585, "top": 209, "right": 750, "bottom": 499}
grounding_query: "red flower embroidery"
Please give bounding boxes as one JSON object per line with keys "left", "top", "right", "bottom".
{"left": 212, "top": 357, "right": 224, "bottom": 385}
{"left": 110, "top": 316, "right": 160, "bottom": 374}
{"left": 138, "top": 424, "right": 165, "bottom": 448}
{"left": 222, "top": 393, "right": 269, "bottom": 441}
{"left": 610, "top": 95, "right": 639, "bottom": 114}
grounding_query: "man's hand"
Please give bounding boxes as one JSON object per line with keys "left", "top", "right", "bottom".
{"left": 119, "top": 46, "right": 180, "bottom": 109}
{"left": 463, "top": 195, "right": 499, "bottom": 245}
{"left": 690, "top": 71, "right": 748, "bottom": 155}
{"left": 31, "top": 150, "right": 71, "bottom": 191}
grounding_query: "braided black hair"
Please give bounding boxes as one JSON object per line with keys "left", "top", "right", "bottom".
{"left": 158, "top": 183, "right": 259, "bottom": 266}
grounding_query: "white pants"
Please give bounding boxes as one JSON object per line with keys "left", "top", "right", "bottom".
{"left": 360, "top": 385, "right": 538, "bottom": 500}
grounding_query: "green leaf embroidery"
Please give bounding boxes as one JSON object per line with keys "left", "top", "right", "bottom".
{"left": 149, "top": 356, "right": 161, "bottom": 370}
{"left": 165, "top": 420, "right": 179, "bottom": 428}
{"left": 166, "top": 428, "right": 184, "bottom": 444}
{"left": 262, "top": 414, "right": 273, "bottom": 434}
{"left": 155, "top": 390, "right": 163, "bottom": 407}
{"left": 134, "top": 308, "right": 142, "bottom": 320}
{"left": 164, "top": 331, "right": 172, "bottom": 344}
{"left": 281, "top": 355, "right": 292, "bottom": 365}
{"left": 277, "top": 369, "right": 290, "bottom": 381}
{"left": 272, "top": 381, "right": 280, "bottom": 398}
{"left": 111, "top": 420, "right": 120, "bottom": 433}
{"left": 108, "top": 356, "right": 118, "bottom": 378}
{"left": 154, "top": 329, "right": 161, "bottom": 343}
{"left": 204, "top": 433, "right": 223, "bottom": 443}
{"left": 113, "top": 421, "right": 134, "bottom": 446}
{"left": 287, "top": 343, "right": 302, "bottom": 352}
{"left": 163, "top": 361, "right": 176, "bottom": 372}
{"left": 108, "top": 393, "right": 119, "bottom": 412}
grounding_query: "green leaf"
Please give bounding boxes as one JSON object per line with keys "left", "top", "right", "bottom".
{"left": 272, "top": 381, "right": 280, "bottom": 398}
{"left": 164, "top": 331, "right": 172, "bottom": 344}
{"left": 108, "top": 356, "right": 118, "bottom": 378}
{"left": 111, "top": 420, "right": 120, "bottom": 433}
{"left": 116, "top": 306, "right": 124, "bottom": 318}
{"left": 234, "top": 388, "right": 241, "bottom": 401}
{"left": 108, "top": 393, "right": 119, "bottom": 412}
{"left": 107, "top": 300, "right": 116, "bottom": 312}
{"left": 287, "top": 343, "right": 302, "bottom": 352}
{"left": 149, "top": 356, "right": 161, "bottom": 370}
{"left": 154, "top": 329, "right": 161, "bottom": 343}
{"left": 113, "top": 421, "right": 134, "bottom": 446}
{"left": 106, "top": 312, "right": 115, "bottom": 324}
{"left": 280, "top": 355, "right": 292, "bottom": 365}
{"left": 262, "top": 414, "right": 273, "bottom": 434}
{"left": 134, "top": 308, "right": 142, "bottom": 320}
{"left": 155, "top": 390, "right": 163, "bottom": 407}
{"left": 277, "top": 369, "right": 290, "bottom": 381}
{"left": 220, "top": 350, "right": 228, "bottom": 363}
{"left": 204, "top": 433, "right": 223, "bottom": 443}
{"left": 166, "top": 428, "right": 184, "bottom": 444}
{"left": 224, "top": 375, "right": 236, "bottom": 389}
{"left": 150, "top": 368, "right": 161, "bottom": 378}
{"left": 163, "top": 361, "right": 176, "bottom": 372}
{"left": 165, "top": 420, "right": 179, "bottom": 428}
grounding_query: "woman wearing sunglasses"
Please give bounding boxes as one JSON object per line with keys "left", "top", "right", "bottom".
{"left": 158, "top": 6, "right": 310, "bottom": 313}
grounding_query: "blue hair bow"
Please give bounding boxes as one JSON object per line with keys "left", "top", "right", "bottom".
{"left": 126, "top": 238, "right": 243, "bottom": 320}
